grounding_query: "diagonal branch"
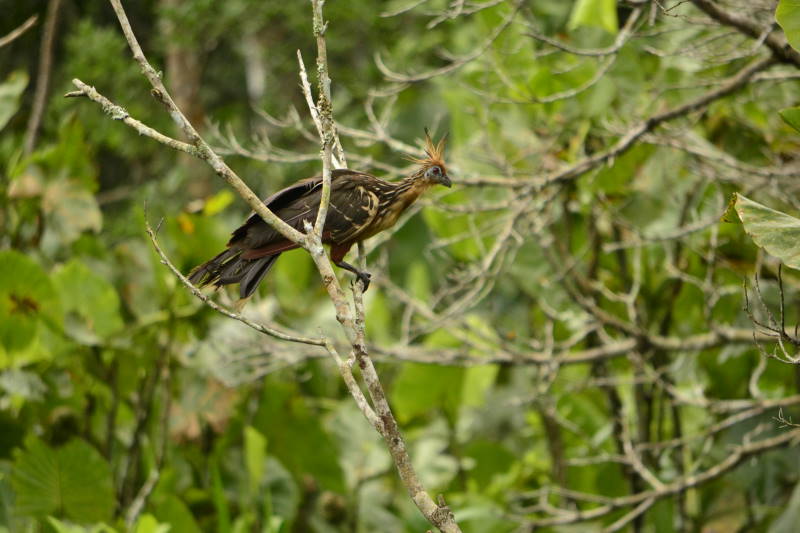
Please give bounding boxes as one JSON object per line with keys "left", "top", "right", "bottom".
{"left": 540, "top": 54, "right": 776, "bottom": 188}
{"left": 690, "top": 0, "right": 800, "bottom": 67}
{"left": 0, "top": 14, "right": 38, "bottom": 48}
{"left": 145, "top": 217, "right": 326, "bottom": 347}
{"left": 106, "top": 0, "right": 305, "bottom": 246}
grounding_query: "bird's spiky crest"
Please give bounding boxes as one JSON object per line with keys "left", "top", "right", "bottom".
{"left": 405, "top": 128, "right": 447, "bottom": 168}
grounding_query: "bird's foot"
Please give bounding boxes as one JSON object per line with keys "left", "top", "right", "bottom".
{"left": 353, "top": 270, "right": 371, "bottom": 292}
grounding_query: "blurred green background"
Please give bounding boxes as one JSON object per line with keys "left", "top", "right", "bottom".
{"left": 2, "top": 0, "right": 800, "bottom": 531}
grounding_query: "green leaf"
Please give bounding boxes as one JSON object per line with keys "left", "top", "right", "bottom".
{"left": 0, "top": 251, "right": 61, "bottom": 355}
{"left": 155, "top": 496, "right": 202, "bottom": 533}
{"left": 769, "top": 480, "right": 800, "bottom": 533}
{"left": 52, "top": 260, "right": 123, "bottom": 343}
{"left": 779, "top": 106, "right": 800, "bottom": 133}
{"left": 203, "top": 189, "right": 235, "bottom": 216}
{"left": 42, "top": 178, "right": 103, "bottom": 246}
{"left": 252, "top": 380, "right": 345, "bottom": 492}
{"left": 11, "top": 438, "right": 114, "bottom": 523}
{"left": 365, "top": 290, "right": 393, "bottom": 344}
{"left": 777, "top": 0, "right": 800, "bottom": 53}
{"left": 730, "top": 193, "right": 800, "bottom": 269}
{"left": 390, "top": 363, "right": 464, "bottom": 422}
{"left": 134, "top": 514, "right": 171, "bottom": 533}
{"left": 211, "top": 457, "right": 231, "bottom": 533}
{"left": 461, "top": 366, "right": 499, "bottom": 408}
{"left": 0, "top": 71, "right": 28, "bottom": 131}
{"left": 568, "top": 0, "right": 618, "bottom": 35}
{"left": 244, "top": 426, "right": 267, "bottom": 496}
{"left": 47, "top": 517, "right": 117, "bottom": 533}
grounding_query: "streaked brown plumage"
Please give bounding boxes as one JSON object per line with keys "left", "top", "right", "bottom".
{"left": 188, "top": 132, "right": 451, "bottom": 298}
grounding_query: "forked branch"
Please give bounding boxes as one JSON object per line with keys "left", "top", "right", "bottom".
{"left": 67, "top": 1, "right": 463, "bottom": 531}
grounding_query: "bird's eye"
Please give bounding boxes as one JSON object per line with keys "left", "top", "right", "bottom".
{"left": 426, "top": 166, "right": 442, "bottom": 178}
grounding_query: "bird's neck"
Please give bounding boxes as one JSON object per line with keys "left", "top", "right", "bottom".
{"left": 393, "top": 175, "right": 432, "bottom": 204}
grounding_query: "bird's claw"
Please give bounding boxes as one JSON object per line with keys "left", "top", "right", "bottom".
{"left": 354, "top": 271, "right": 372, "bottom": 292}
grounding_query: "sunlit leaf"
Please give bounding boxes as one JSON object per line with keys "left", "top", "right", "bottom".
{"left": 203, "top": 190, "right": 235, "bottom": 216}
{"left": 777, "top": 0, "right": 800, "bottom": 52}
{"left": 47, "top": 517, "right": 118, "bottom": 533}
{"left": 0, "top": 70, "right": 28, "bottom": 131}
{"left": 244, "top": 426, "right": 267, "bottom": 495}
{"left": 568, "top": 0, "right": 618, "bottom": 35}
{"left": 728, "top": 193, "right": 800, "bottom": 269}
{"left": 134, "top": 514, "right": 171, "bottom": 533}
{"left": 0, "top": 251, "right": 60, "bottom": 355}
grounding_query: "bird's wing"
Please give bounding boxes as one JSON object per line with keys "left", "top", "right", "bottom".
{"left": 228, "top": 169, "right": 374, "bottom": 250}
{"left": 322, "top": 177, "right": 381, "bottom": 244}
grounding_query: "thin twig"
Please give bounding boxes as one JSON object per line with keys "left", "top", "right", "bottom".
{"left": 144, "top": 216, "right": 326, "bottom": 346}
{"left": 0, "top": 15, "right": 38, "bottom": 48}
{"left": 24, "top": 0, "right": 62, "bottom": 154}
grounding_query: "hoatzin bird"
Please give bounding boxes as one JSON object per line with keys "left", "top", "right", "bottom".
{"left": 188, "top": 132, "right": 451, "bottom": 299}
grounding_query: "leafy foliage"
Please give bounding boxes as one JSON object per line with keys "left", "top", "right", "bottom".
{"left": 11, "top": 439, "right": 114, "bottom": 523}
{"left": 729, "top": 193, "right": 800, "bottom": 270}
{"left": 2, "top": 0, "right": 800, "bottom": 532}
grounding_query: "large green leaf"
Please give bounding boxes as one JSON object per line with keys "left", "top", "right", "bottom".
{"left": 47, "top": 517, "right": 117, "bottom": 533}
{"left": 769, "top": 480, "right": 800, "bottom": 533}
{"left": 390, "top": 363, "right": 464, "bottom": 422}
{"left": 252, "top": 380, "right": 345, "bottom": 492}
{"left": 568, "top": 0, "right": 618, "bottom": 35}
{"left": 42, "top": 178, "right": 103, "bottom": 247}
{"left": 244, "top": 426, "right": 267, "bottom": 496}
{"left": 0, "top": 71, "right": 28, "bottom": 131}
{"left": 779, "top": 106, "right": 800, "bottom": 133}
{"left": 51, "top": 260, "right": 123, "bottom": 343}
{"left": 777, "top": 0, "right": 800, "bottom": 52}
{"left": 0, "top": 251, "right": 61, "bottom": 356}
{"left": 728, "top": 193, "right": 800, "bottom": 269}
{"left": 11, "top": 439, "right": 114, "bottom": 523}
{"left": 154, "top": 496, "right": 201, "bottom": 533}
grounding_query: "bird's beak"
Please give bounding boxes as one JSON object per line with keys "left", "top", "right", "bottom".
{"left": 439, "top": 174, "right": 452, "bottom": 188}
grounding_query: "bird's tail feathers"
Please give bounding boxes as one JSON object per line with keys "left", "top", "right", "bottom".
{"left": 188, "top": 248, "right": 239, "bottom": 287}
{"left": 187, "top": 248, "right": 280, "bottom": 299}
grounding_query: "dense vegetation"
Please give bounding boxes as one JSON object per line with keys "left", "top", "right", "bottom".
{"left": 2, "top": 0, "right": 800, "bottom": 531}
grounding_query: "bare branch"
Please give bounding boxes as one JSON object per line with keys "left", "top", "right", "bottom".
{"left": 0, "top": 14, "right": 38, "bottom": 48}
{"left": 24, "top": 0, "right": 62, "bottom": 154}
{"left": 145, "top": 216, "right": 327, "bottom": 347}
{"left": 106, "top": 0, "right": 306, "bottom": 246}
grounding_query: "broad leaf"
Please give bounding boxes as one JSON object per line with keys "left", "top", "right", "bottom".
{"left": 728, "top": 193, "right": 800, "bottom": 269}
{"left": 51, "top": 260, "right": 123, "bottom": 343}
{"left": 390, "top": 363, "right": 464, "bottom": 422}
{"left": 47, "top": 517, "right": 118, "bottom": 533}
{"left": 11, "top": 439, "right": 114, "bottom": 523}
{"left": 769, "top": 480, "right": 800, "bottom": 533}
{"left": 568, "top": 0, "right": 618, "bottom": 35}
{"left": 777, "top": 0, "right": 800, "bottom": 52}
{"left": 244, "top": 426, "right": 267, "bottom": 496}
{"left": 155, "top": 496, "right": 201, "bottom": 533}
{"left": 42, "top": 178, "right": 103, "bottom": 247}
{"left": 0, "top": 71, "right": 27, "bottom": 131}
{"left": 779, "top": 106, "right": 800, "bottom": 133}
{"left": 134, "top": 514, "right": 171, "bottom": 533}
{"left": 0, "top": 251, "right": 61, "bottom": 355}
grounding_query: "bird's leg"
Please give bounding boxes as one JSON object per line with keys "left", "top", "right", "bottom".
{"left": 330, "top": 243, "right": 371, "bottom": 290}
{"left": 335, "top": 259, "right": 372, "bottom": 291}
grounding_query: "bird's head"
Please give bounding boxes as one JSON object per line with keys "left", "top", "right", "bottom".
{"left": 407, "top": 129, "right": 452, "bottom": 188}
